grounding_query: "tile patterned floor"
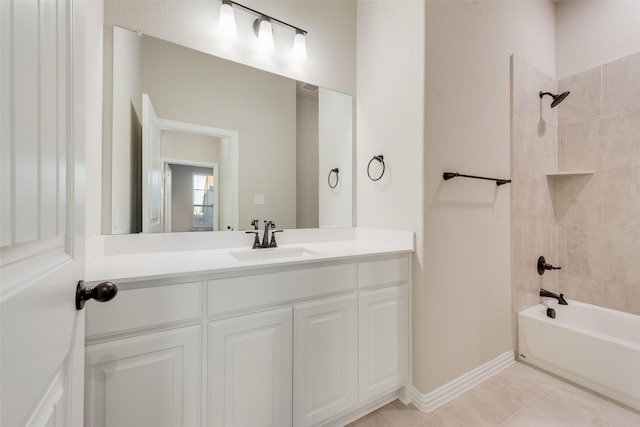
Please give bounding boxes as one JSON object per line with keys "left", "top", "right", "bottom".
{"left": 347, "top": 362, "right": 640, "bottom": 426}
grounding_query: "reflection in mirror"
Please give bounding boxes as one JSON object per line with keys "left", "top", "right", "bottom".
{"left": 142, "top": 116, "right": 238, "bottom": 233}
{"left": 105, "top": 25, "right": 353, "bottom": 234}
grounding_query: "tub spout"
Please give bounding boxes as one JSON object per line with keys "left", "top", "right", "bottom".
{"left": 540, "top": 288, "right": 568, "bottom": 305}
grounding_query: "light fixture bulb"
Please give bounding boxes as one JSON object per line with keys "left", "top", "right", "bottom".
{"left": 292, "top": 31, "right": 307, "bottom": 62}
{"left": 256, "top": 18, "right": 274, "bottom": 51}
{"left": 218, "top": 1, "right": 237, "bottom": 38}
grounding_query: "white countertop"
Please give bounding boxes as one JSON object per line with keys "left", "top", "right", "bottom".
{"left": 85, "top": 228, "right": 414, "bottom": 283}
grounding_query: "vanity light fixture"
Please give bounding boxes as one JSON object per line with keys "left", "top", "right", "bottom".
{"left": 217, "top": 0, "right": 307, "bottom": 61}
{"left": 292, "top": 30, "right": 307, "bottom": 62}
{"left": 218, "top": 0, "right": 237, "bottom": 38}
{"left": 254, "top": 17, "right": 274, "bottom": 51}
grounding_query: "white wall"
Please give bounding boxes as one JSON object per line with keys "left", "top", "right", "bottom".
{"left": 355, "top": 0, "right": 426, "bottom": 391}
{"left": 356, "top": 0, "right": 425, "bottom": 231}
{"left": 556, "top": 0, "right": 640, "bottom": 79}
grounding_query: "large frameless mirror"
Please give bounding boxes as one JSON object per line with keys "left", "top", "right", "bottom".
{"left": 105, "top": 26, "right": 353, "bottom": 234}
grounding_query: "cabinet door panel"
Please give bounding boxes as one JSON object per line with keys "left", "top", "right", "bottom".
{"left": 85, "top": 326, "right": 201, "bottom": 427}
{"left": 294, "top": 295, "right": 356, "bottom": 426}
{"left": 208, "top": 308, "right": 293, "bottom": 427}
{"left": 358, "top": 285, "right": 409, "bottom": 403}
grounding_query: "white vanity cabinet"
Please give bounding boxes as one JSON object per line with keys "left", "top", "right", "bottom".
{"left": 357, "top": 256, "right": 410, "bottom": 404}
{"left": 358, "top": 285, "right": 409, "bottom": 403}
{"left": 208, "top": 308, "right": 293, "bottom": 427}
{"left": 84, "top": 282, "right": 203, "bottom": 427}
{"left": 85, "top": 252, "right": 410, "bottom": 427}
{"left": 293, "top": 295, "right": 357, "bottom": 426}
{"left": 85, "top": 326, "right": 202, "bottom": 427}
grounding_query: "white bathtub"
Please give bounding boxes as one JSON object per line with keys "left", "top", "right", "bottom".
{"left": 518, "top": 299, "right": 640, "bottom": 411}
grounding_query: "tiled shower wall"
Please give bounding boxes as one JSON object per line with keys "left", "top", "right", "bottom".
{"left": 511, "top": 51, "right": 640, "bottom": 343}
{"left": 510, "top": 55, "right": 559, "bottom": 346}
{"left": 556, "top": 51, "right": 640, "bottom": 315}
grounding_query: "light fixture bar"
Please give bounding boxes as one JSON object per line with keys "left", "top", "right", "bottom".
{"left": 225, "top": 0, "right": 307, "bottom": 35}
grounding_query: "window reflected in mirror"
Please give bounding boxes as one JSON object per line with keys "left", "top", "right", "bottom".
{"left": 192, "top": 173, "right": 215, "bottom": 230}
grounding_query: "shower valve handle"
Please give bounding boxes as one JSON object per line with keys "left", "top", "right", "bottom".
{"left": 537, "top": 256, "right": 561, "bottom": 275}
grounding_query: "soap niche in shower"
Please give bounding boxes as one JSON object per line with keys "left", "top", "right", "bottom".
{"left": 546, "top": 170, "right": 595, "bottom": 177}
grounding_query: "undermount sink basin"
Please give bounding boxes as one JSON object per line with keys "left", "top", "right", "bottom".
{"left": 229, "top": 246, "right": 317, "bottom": 262}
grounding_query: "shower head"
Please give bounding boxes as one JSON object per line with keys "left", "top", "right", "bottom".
{"left": 539, "top": 91, "right": 570, "bottom": 108}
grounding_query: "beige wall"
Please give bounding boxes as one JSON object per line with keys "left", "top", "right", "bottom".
{"left": 417, "top": 1, "right": 556, "bottom": 394}
{"left": 416, "top": 0, "right": 640, "bottom": 393}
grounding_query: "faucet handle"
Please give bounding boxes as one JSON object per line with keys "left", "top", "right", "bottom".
{"left": 250, "top": 219, "right": 259, "bottom": 230}
{"left": 245, "top": 230, "right": 260, "bottom": 248}
{"left": 537, "top": 256, "right": 561, "bottom": 275}
{"left": 270, "top": 229, "right": 283, "bottom": 246}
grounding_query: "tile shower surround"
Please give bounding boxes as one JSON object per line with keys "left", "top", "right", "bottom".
{"left": 557, "top": 51, "right": 640, "bottom": 315}
{"left": 511, "top": 51, "right": 640, "bottom": 340}
{"left": 511, "top": 54, "right": 559, "bottom": 352}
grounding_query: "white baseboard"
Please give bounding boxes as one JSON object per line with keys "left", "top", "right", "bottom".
{"left": 410, "top": 350, "right": 515, "bottom": 413}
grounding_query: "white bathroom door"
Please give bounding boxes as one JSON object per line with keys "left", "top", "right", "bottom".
{"left": 1, "top": 1, "right": 86, "bottom": 426}
{"left": 142, "top": 93, "right": 165, "bottom": 233}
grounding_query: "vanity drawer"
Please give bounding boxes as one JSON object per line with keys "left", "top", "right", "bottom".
{"left": 208, "top": 263, "right": 356, "bottom": 316}
{"left": 86, "top": 281, "right": 203, "bottom": 338}
{"left": 358, "top": 255, "right": 409, "bottom": 289}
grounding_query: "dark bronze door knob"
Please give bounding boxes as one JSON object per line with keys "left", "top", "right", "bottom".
{"left": 76, "top": 280, "right": 118, "bottom": 310}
